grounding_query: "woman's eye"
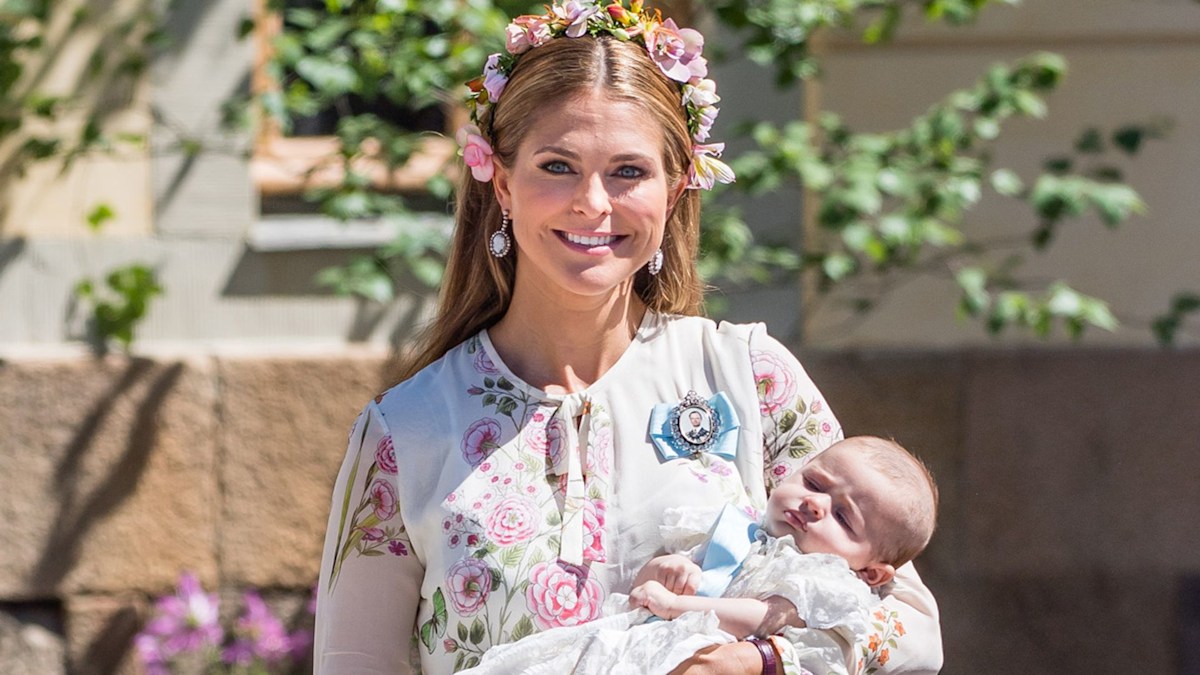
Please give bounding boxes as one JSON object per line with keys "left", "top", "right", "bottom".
{"left": 615, "top": 165, "right": 644, "bottom": 179}
{"left": 541, "top": 160, "right": 571, "bottom": 174}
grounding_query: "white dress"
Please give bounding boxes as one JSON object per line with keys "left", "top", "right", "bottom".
{"left": 461, "top": 506, "right": 874, "bottom": 675}
{"left": 314, "top": 312, "right": 941, "bottom": 674}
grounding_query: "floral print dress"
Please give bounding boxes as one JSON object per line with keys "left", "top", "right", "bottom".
{"left": 314, "top": 313, "right": 941, "bottom": 675}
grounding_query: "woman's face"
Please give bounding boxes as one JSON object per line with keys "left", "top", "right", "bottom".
{"left": 493, "top": 91, "right": 678, "bottom": 306}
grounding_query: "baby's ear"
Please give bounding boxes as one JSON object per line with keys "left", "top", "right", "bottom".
{"left": 856, "top": 563, "right": 895, "bottom": 588}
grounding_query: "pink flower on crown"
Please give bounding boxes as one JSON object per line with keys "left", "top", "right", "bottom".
{"left": 507, "top": 15, "right": 553, "bottom": 54}
{"left": 645, "top": 18, "right": 707, "bottom": 83}
{"left": 694, "top": 105, "right": 718, "bottom": 142}
{"left": 482, "top": 53, "right": 508, "bottom": 102}
{"left": 456, "top": 125, "right": 494, "bottom": 183}
{"left": 552, "top": 1, "right": 600, "bottom": 38}
{"left": 683, "top": 79, "right": 720, "bottom": 108}
{"left": 751, "top": 349, "right": 797, "bottom": 415}
{"left": 462, "top": 417, "right": 502, "bottom": 466}
{"left": 525, "top": 560, "right": 603, "bottom": 630}
{"left": 689, "top": 142, "right": 735, "bottom": 190}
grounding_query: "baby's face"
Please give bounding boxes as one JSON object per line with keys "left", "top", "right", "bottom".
{"left": 764, "top": 440, "right": 893, "bottom": 570}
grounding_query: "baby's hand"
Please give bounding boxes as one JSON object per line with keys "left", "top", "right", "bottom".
{"left": 629, "top": 580, "right": 680, "bottom": 620}
{"left": 633, "top": 554, "right": 701, "bottom": 595}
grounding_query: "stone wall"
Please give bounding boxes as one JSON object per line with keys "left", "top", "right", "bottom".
{"left": 1, "top": 347, "right": 1197, "bottom": 673}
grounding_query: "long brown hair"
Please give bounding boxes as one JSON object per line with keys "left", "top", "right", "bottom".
{"left": 394, "top": 35, "right": 705, "bottom": 382}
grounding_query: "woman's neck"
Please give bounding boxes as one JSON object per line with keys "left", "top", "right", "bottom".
{"left": 489, "top": 283, "right": 646, "bottom": 395}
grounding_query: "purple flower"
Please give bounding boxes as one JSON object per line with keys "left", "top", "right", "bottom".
{"left": 388, "top": 539, "right": 410, "bottom": 556}
{"left": 446, "top": 557, "right": 493, "bottom": 615}
{"left": 139, "top": 572, "right": 222, "bottom": 660}
{"left": 221, "top": 591, "right": 292, "bottom": 666}
{"left": 482, "top": 53, "right": 508, "bottom": 103}
{"left": 473, "top": 348, "right": 500, "bottom": 375}
{"left": 360, "top": 526, "right": 385, "bottom": 542}
{"left": 462, "top": 417, "right": 503, "bottom": 466}
{"left": 368, "top": 478, "right": 399, "bottom": 520}
{"left": 375, "top": 435, "right": 397, "bottom": 474}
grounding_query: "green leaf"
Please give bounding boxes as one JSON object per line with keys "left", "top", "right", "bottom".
{"left": 469, "top": 617, "right": 485, "bottom": 645}
{"left": 457, "top": 622, "right": 469, "bottom": 643}
{"left": 778, "top": 410, "right": 797, "bottom": 433}
{"left": 85, "top": 203, "right": 115, "bottom": 232}
{"left": 990, "top": 169, "right": 1023, "bottom": 197}
{"left": 496, "top": 377, "right": 514, "bottom": 391}
{"left": 511, "top": 615, "right": 535, "bottom": 641}
{"left": 1074, "top": 127, "right": 1103, "bottom": 153}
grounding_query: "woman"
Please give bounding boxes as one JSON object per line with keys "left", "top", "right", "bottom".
{"left": 315, "top": 2, "right": 941, "bottom": 673}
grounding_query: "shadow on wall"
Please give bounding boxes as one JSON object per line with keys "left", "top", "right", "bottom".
{"left": 29, "top": 359, "right": 184, "bottom": 592}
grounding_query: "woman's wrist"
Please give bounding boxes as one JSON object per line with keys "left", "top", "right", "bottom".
{"left": 745, "top": 636, "right": 779, "bottom": 675}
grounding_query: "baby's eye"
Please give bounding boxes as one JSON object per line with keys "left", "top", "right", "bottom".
{"left": 541, "top": 160, "right": 571, "bottom": 174}
{"left": 804, "top": 477, "right": 822, "bottom": 492}
{"left": 615, "top": 165, "right": 645, "bottom": 179}
{"left": 834, "top": 510, "right": 853, "bottom": 531}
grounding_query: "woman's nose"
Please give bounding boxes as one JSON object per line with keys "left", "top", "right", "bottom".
{"left": 573, "top": 173, "right": 612, "bottom": 218}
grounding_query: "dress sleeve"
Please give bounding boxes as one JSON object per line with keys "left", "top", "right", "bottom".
{"left": 747, "top": 326, "right": 843, "bottom": 491}
{"left": 315, "top": 401, "right": 425, "bottom": 674}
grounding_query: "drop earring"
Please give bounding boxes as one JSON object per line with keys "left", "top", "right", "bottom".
{"left": 647, "top": 248, "right": 663, "bottom": 276}
{"left": 490, "top": 210, "right": 512, "bottom": 258}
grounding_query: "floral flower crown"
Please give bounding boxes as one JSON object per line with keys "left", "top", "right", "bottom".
{"left": 456, "top": 0, "right": 735, "bottom": 191}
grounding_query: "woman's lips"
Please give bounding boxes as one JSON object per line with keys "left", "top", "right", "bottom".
{"left": 557, "top": 230, "right": 624, "bottom": 252}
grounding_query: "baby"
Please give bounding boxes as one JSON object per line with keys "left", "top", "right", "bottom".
{"left": 630, "top": 435, "right": 937, "bottom": 639}
{"left": 465, "top": 436, "right": 938, "bottom": 675}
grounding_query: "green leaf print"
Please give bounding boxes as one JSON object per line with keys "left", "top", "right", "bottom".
{"left": 500, "top": 544, "right": 526, "bottom": 569}
{"left": 497, "top": 376, "right": 514, "bottom": 391}
{"left": 482, "top": 393, "right": 497, "bottom": 407}
{"left": 779, "top": 409, "right": 797, "bottom": 433}
{"left": 464, "top": 655, "right": 481, "bottom": 669}
{"left": 484, "top": 377, "right": 495, "bottom": 388}
{"left": 789, "top": 436, "right": 816, "bottom": 458}
{"left": 457, "top": 622, "right": 469, "bottom": 642}
{"left": 497, "top": 397, "right": 518, "bottom": 416}
{"left": 795, "top": 398, "right": 807, "bottom": 415}
{"left": 511, "top": 615, "right": 535, "bottom": 641}
{"left": 490, "top": 567, "right": 502, "bottom": 591}
{"left": 469, "top": 617, "right": 486, "bottom": 645}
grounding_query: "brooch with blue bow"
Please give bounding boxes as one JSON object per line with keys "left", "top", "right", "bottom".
{"left": 649, "top": 390, "right": 740, "bottom": 462}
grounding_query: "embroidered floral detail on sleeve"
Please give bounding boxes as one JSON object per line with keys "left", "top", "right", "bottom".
{"left": 857, "top": 608, "right": 904, "bottom": 674}
{"left": 752, "top": 349, "right": 798, "bottom": 415}
{"left": 446, "top": 558, "right": 493, "bottom": 616}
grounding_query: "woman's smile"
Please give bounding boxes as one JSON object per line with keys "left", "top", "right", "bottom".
{"left": 557, "top": 230, "right": 627, "bottom": 253}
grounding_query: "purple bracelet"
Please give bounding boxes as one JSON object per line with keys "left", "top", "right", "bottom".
{"left": 746, "top": 637, "right": 779, "bottom": 675}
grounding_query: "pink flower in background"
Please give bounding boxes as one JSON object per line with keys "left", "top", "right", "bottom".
{"left": 375, "top": 435, "right": 397, "bottom": 474}
{"left": 506, "top": 14, "right": 552, "bottom": 53}
{"left": 645, "top": 18, "right": 706, "bottom": 83}
{"left": 474, "top": 348, "right": 500, "bottom": 375}
{"left": 368, "top": 478, "right": 398, "bottom": 520}
{"left": 221, "top": 591, "right": 291, "bottom": 667}
{"left": 141, "top": 572, "right": 222, "bottom": 657}
{"left": 462, "top": 418, "right": 502, "bottom": 466}
{"left": 481, "top": 53, "right": 508, "bottom": 102}
{"left": 751, "top": 349, "right": 797, "bottom": 415}
{"left": 485, "top": 495, "right": 540, "bottom": 546}
{"left": 456, "top": 124, "right": 495, "bottom": 182}
{"left": 581, "top": 499, "right": 607, "bottom": 563}
{"left": 525, "top": 561, "right": 603, "bottom": 630}
{"left": 446, "top": 558, "right": 493, "bottom": 615}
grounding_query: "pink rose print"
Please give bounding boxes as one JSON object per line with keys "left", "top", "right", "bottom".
{"left": 368, "top": 478, "right": 397, "bottom": 520}
{"left": 581, "top": 500, "right": 607, "bottom": 563}
{"left": 375, "top": 435, "right": 397, "bottom": 475}
{"left": 462, "top": 418, "right": 502, "bottom": 466}
{"left": 473, "top": 348, "right": 500, "bottom": 376}
{"left": 751, "top": 349, "right": 797, "bottom": 415}
{"left": 586, "top": 426, "right": 612, "bottom": 478}
{"left": 524, "top": 413, "right": 567, "bottom": 468}
{"left": 484, "top": 495, "right": 540, "bottom": 547}
{"left": 446, "top": 558, "right": 492, "bottom": 616}
{"left": 525, "top": 561, "right": 603, "bottom": 630}
{"left": 360, "top": 527, "right": 385, "bottom": 542}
